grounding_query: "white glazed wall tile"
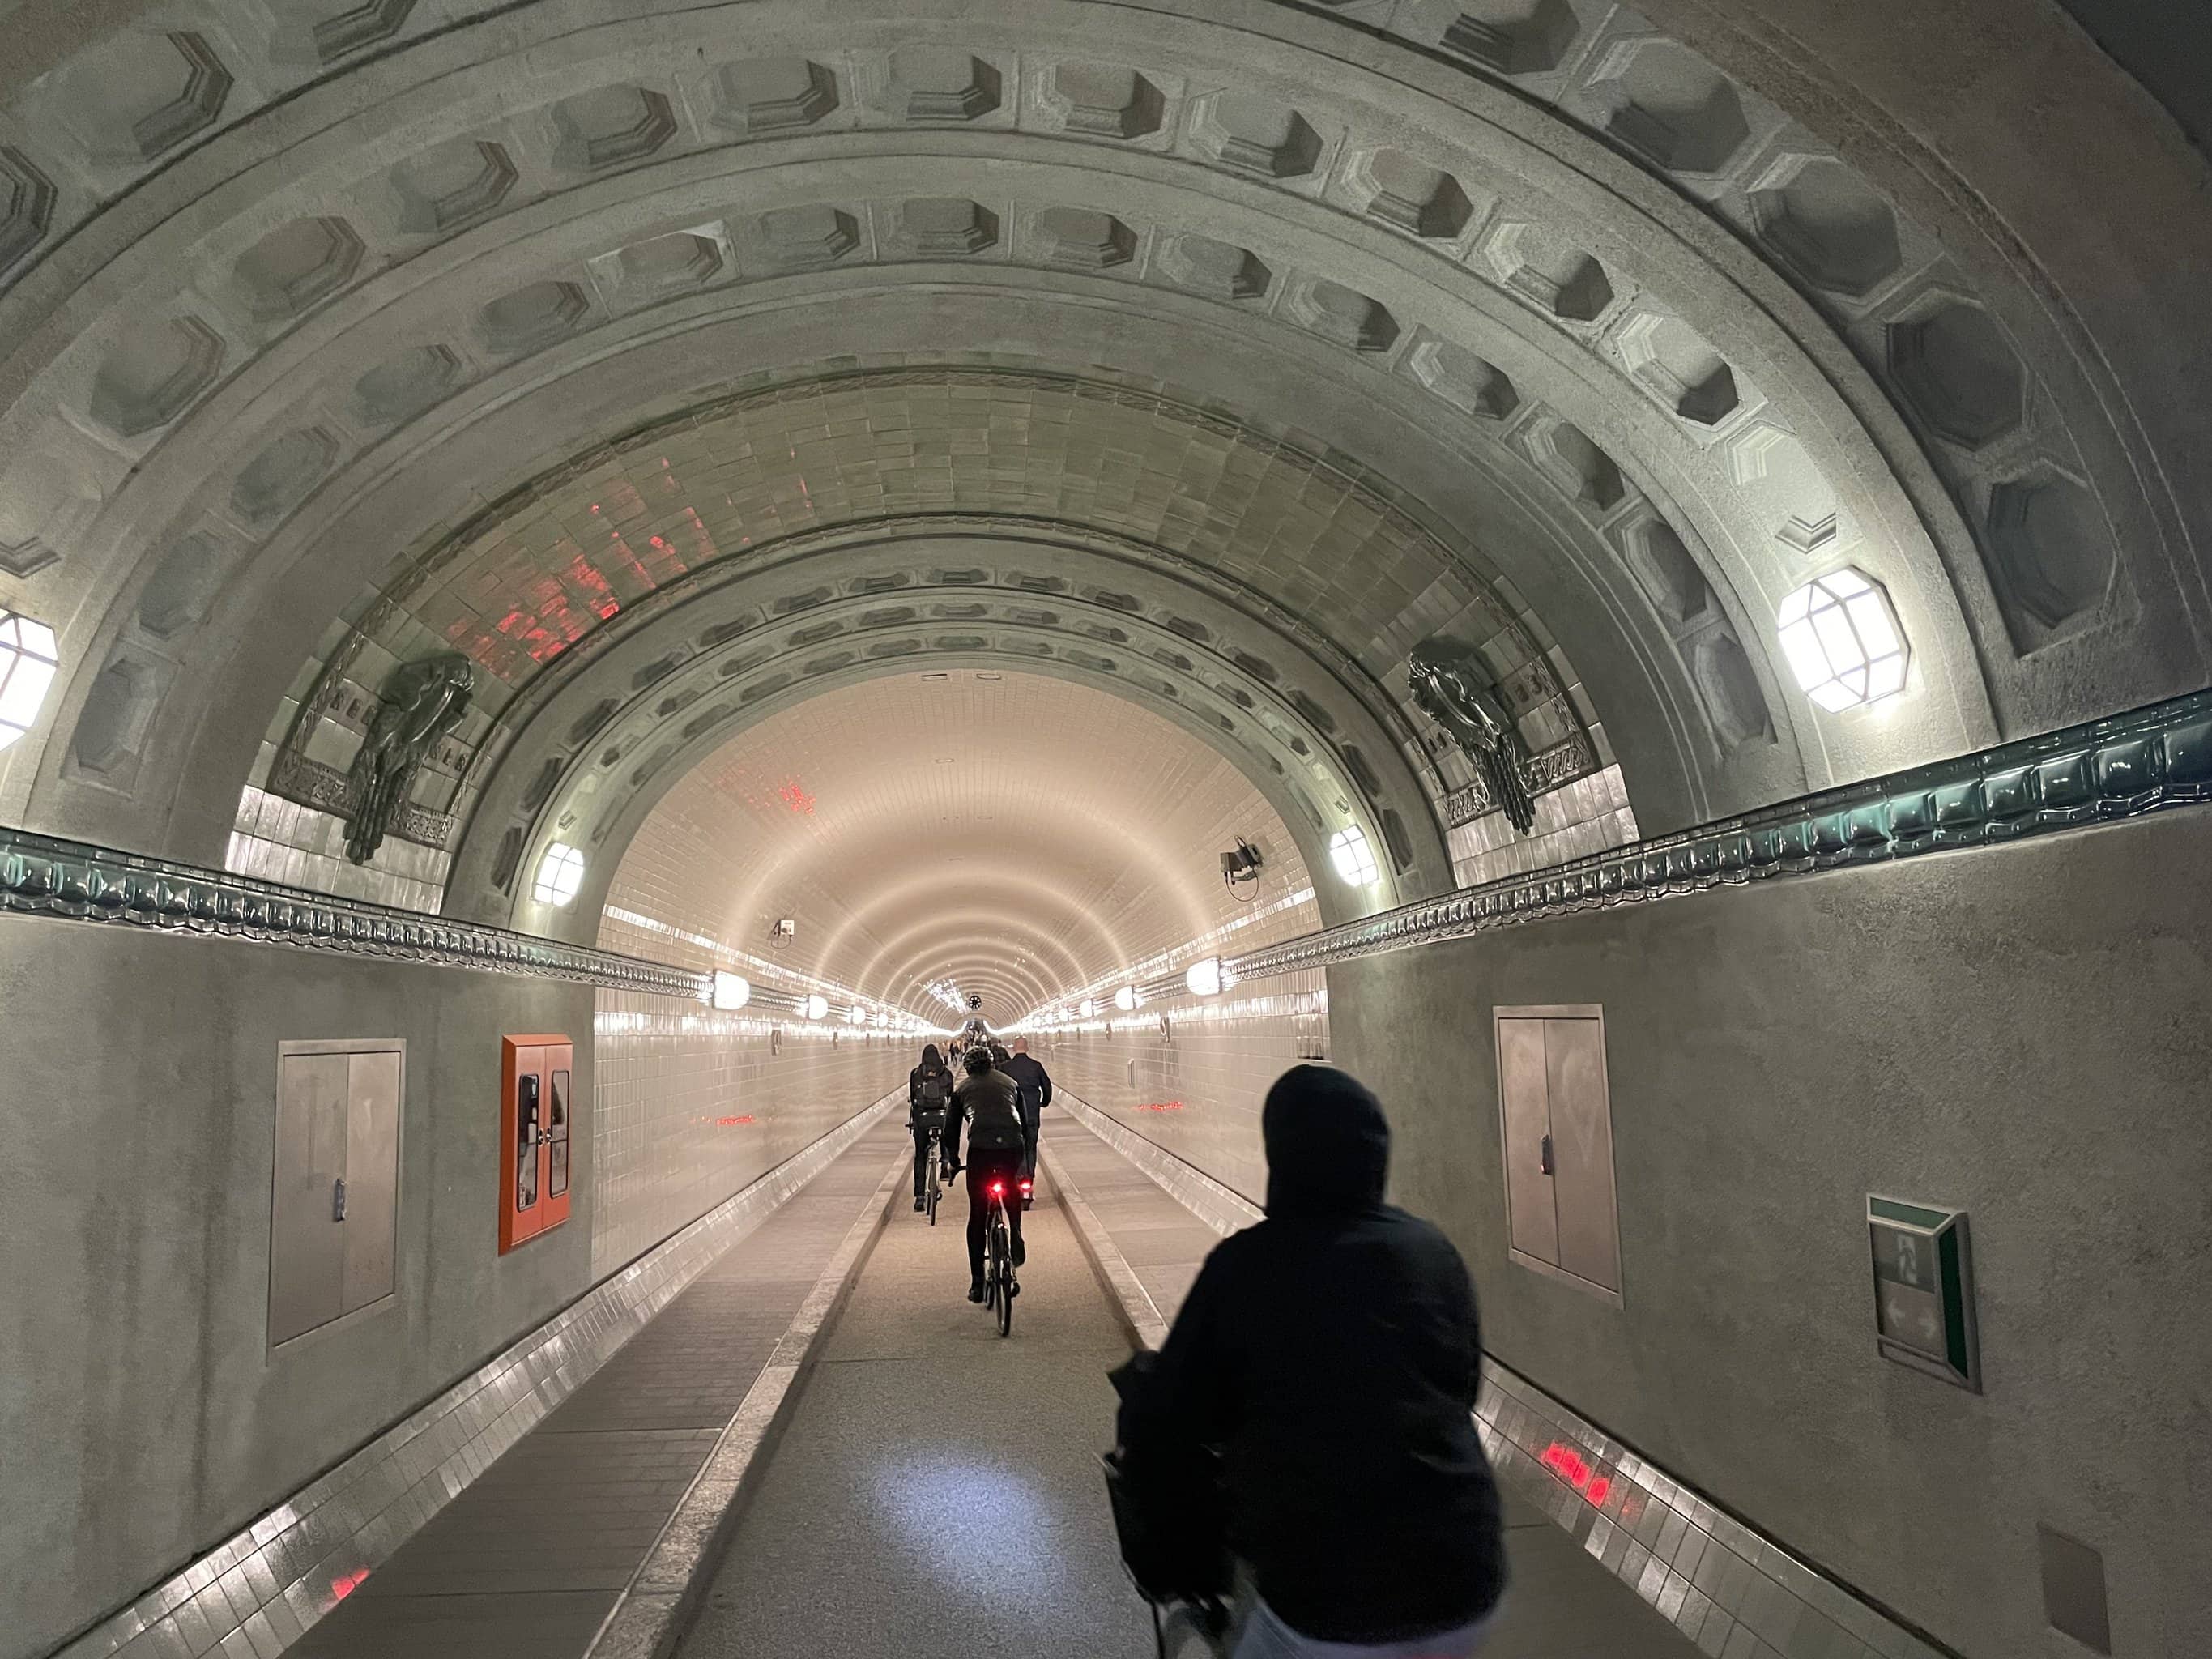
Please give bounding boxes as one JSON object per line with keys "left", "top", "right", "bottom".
{"left": 590, "top": 989, "right": 913, "bottom": 1277}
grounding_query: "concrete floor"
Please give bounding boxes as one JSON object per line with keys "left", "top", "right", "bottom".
{"left": 677, "top": 1175, "right": 1156, "bottom": 1659}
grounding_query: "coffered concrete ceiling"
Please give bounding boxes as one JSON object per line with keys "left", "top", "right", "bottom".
{"left": 0, "top": 0, "right": 2205, "bottom": 999}
{"left": 599, "top": 670, "right": 1319, "bottom": 1024}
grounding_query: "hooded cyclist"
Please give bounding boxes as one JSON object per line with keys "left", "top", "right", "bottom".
{"left": 1115, "top": 1065, "right": 1506, "bottom": 1657}
{"left": 940, "top": 1044, "right": 1028, "bottom": 1302}
{"left": 907, "top": 1043, "right": 953, "bottom": 1211}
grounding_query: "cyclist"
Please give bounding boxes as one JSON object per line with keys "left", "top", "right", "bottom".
{"left": 940, "top": 1045, "right": 1027, "bottom": 1303}
{"left": 907, "top": 1043, "right": 953, "bottom": 1212}
{"left": 1002, "top": 1037, "right": 1054, "bottom": 1200}
{"left": 1113, "top": 1065, "right": 1505, "bottom": 1656}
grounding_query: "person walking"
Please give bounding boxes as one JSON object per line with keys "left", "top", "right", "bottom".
{"left": 940, "top": 1046, "right": 1029, "bottom": 1303}
{"left": 907, "top": 1043, "right": 953, "bottom": 1211}
{"left": 1001, "top": 1036, "right": 1054, "bottom": 1198}
{"left": 1113, "top": 1064, "right": 1507, "bottom": 1657}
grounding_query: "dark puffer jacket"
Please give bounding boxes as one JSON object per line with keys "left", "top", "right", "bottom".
{"left": 1119, "top": 1065, "right": 1506, "bottom": 1644}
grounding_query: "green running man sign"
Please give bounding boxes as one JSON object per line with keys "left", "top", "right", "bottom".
{"left": 1869, "top": 1196, "right": 1981, "bottom": 1392}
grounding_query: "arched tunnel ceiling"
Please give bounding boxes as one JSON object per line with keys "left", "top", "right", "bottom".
{"left": 598, "top": 671, "right": 1319, "bottom": 1026}
{"left": 0, "top": 0, "right": 2205, "bottom": 918}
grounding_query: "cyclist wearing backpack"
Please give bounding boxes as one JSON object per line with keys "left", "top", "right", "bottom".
{"left": 940, "top": 1046, "right": 1027, "bottom": 1302}
{"left": 907, "top": 1043, "right": 953, "bottom": 1211}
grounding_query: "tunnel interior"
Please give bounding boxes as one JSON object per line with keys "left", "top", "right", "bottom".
{"left": 2, "top": 2, "right": 2210, "bottom": 1659}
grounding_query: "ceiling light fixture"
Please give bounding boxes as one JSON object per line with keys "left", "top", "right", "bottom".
{"left": 532, "top": 842, "right": 586, "bottom": 907}
{"left": 1185, "top": 957, "right": 1224, "bottom": 997}
{"left": 803, "top": 993, "right": 829, "bottom": 1021}
{"left": 1114, "top": 985, "right": 1138, "bottom": 1013}
{"left": 711, "top": 971, "right": 751, "bottom": 1011}
{"left": 1327, "top": 825, "right": 1379, "bottom": 889}
{"left": 0, "top": 610, "right": 60, "bottom": 752}
{"left": 1776, "top": 568, "right": 1910, "bottom": 712}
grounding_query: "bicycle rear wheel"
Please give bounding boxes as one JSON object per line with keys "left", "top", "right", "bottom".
{"left": 993, "top": 1211, "right": 1013, "bottom": 1337}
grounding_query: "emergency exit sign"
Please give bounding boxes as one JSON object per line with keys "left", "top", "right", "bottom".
{"left": 1869, "top": 1196, "right": 1980, "bottom": 1392}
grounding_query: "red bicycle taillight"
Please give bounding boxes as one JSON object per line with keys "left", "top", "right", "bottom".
{"left": 988, "top": 1182, "right": 1004, "bottom": 1196}
{"left": 1019, "top": 1179, "right": 1034, "bottom": 1195}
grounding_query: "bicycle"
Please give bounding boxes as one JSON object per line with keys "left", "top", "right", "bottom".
{"left": 924, "top": 1146, "right": 943, "bottom": 1226}
{"left": 981, "top": 1174, "right": 1017, "bottom": 1337}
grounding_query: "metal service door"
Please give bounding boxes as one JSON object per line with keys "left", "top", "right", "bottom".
{"left": 1494, "top": 1005, "right": 1622, "bottom": 1305}
{"left": 1544, "top": 1016, "right": 1621, "bottom": 1294}
{"left": 341, "top": 1047, "right": 403, "bottom": 1315}
{"left": 271, "top": 1053, "right": 349, "bottom": 1346}
{"left": 272, "top": 1042, "right": 405, "bottom": 1346}
{"left": 1495, "top": 1014, "right": 1560, "bottom": 1268}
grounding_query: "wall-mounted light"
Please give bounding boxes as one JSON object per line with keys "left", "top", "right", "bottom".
{"left": 0, "top": 610, "right": 61, "bottom": 752}
{"left": 846, "top": 1004, "right": 867, "bottom": 1026}
{"left": 803, "top": 993, "right": 829, "bottom": 1021}
{"left": 1327, "top": 825, "right": 1379, "bottom": 888}
{"left": 1080, "top": 999, "right": 1097, "bottom": 1018}
{"left": 1185, "top": 957, "right": 1225, "bottom": 997}
{"left": 1777, "top": 568, "right": 1910, "bottom": 712}
{"left": 1114, "top": 985, "right": 1138, "bottom": 1013}
{"left": 532, "top": 842, "right": 586, "bottom": 907}
{"left": 711, "top": 970, "right": 752, "bottom": 1011}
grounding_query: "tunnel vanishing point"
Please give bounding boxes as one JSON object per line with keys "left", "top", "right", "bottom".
{"left": 1, "top": 3, "right": 2210, "bottom": 1658}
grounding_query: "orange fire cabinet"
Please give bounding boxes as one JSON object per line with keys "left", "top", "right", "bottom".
{"left": 500, "top": 1034, "right": 573, "bottom": 1252}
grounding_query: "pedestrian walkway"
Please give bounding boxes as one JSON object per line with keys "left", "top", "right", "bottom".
{"left": 676, "top": 1163, "right": 1153, "bottom": 1659}
{"left": 287, "top": 1095, "right": 1715, "bottom": 1659}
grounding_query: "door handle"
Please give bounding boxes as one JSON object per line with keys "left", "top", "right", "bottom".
{"left": 1539, "top": 1134, "right": 1554, "bottom": 1177}
{"left": 332, "top": 1175, "right": 348, "bottom": 1222}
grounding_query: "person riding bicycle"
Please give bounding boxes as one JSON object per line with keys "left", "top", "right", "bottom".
{"left": 907, "top": 1043, "right": 953, "bottom": 1212}
{"left": 940, "top": 1045, "right": 1027, "bottom": 1303}
{"left": 1001, "top": 1038, "right": 1054, "bottom": 1198}
{"left": 1114, "top": 1065, "right": 1506, "bottom": 1657}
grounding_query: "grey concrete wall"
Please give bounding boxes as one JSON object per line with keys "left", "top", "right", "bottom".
{"left": 0, "top": 927, "right": 893, "bottom": 1659}
{"left": 1329, "top": 812, "right": 2212, "bottom": 1659}
{"left": 0, "top": 926, "right": 595, "bottom": 1657}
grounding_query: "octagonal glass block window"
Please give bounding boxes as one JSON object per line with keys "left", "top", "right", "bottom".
{"left": 1777, "top": 568, "right": 1909, "bottom": 712}
{"left": 532, "top": 841, "right": 586, "bottom": 906}
{"left": 0, "top": 609, "right": 61, "bottom": 749}
{"left": 1328, "top": 825, "right": 1380, "bottom": 887}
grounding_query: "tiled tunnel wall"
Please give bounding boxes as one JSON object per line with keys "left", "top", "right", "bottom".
{"left": 590, "top": 993, "right": 907, "bottom": 1277}
{"left": 1030, "top": 966, "right": 1327, "bottom": 1205}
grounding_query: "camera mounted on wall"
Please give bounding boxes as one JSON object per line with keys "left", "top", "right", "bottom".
{"left": 1220, "top": 837, "right": 1266, "bottom": 900}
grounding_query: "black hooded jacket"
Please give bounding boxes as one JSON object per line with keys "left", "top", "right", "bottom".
{"left": 909, "top": 1045, "right": 953, "bottom": 1127}
{"left": 1121, "top": 1065, "right": 1505, "bottom": 1643}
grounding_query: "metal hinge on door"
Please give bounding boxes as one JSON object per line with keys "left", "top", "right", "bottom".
{"left": 332, "top": 1175, "right": 348, "bottom": 1222}
{"left": 1540, "top": 1134, "right": 1554, "bottom": 1177}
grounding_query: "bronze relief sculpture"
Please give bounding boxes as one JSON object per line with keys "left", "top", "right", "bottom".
{"left": 344, "top": 654, "right": 474, "bottom": 864}
{"left": 1408, "top": 639, "right": 1536, "bottom": 834}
